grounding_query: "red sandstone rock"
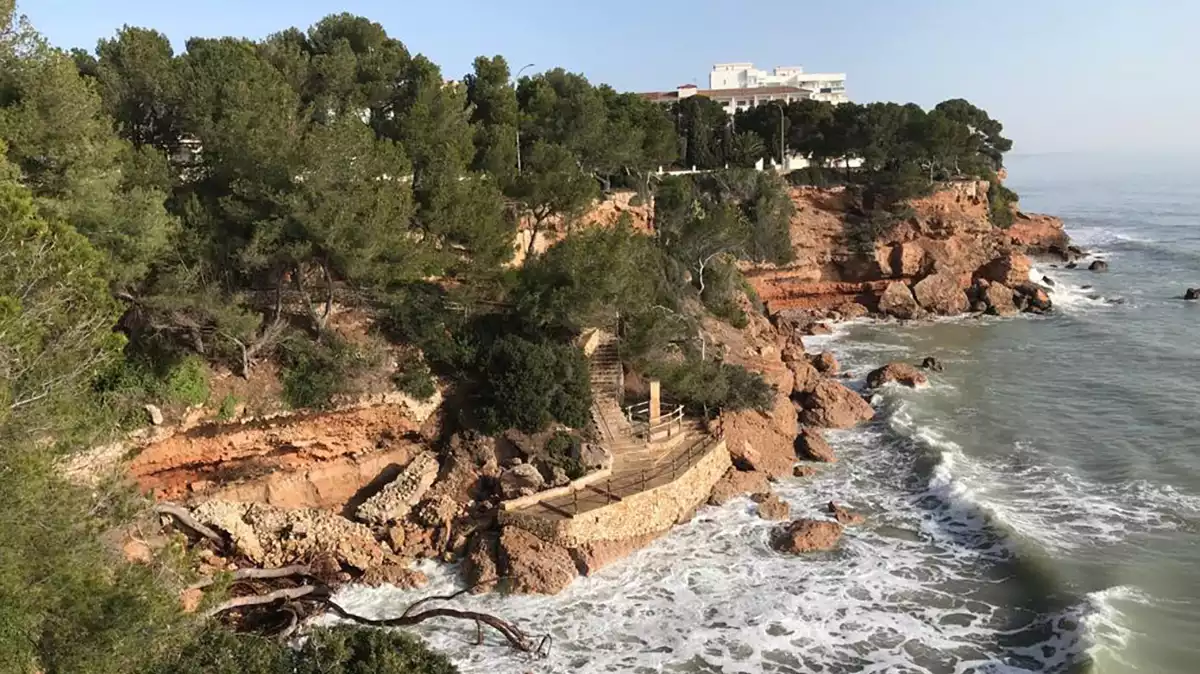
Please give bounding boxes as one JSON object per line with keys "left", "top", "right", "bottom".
{"left": 879, "top": 281, "right": 921, "bottom": 319}
{"left": 984, "top": 282, "right": 1018, "bottom": 316}
{"left": 835, "top": 302, "right": 870, "bottom": 320}
{"left": 795, "top": 427, "right": 836, "bottom": 463}
{"left": 571, "top": 532, "right": 663, "bottom": 576}
{"left": 462, "top": 531, "right": 500, "bottom": 593}
{"left": 827, "top": 501, "right": 865, "bottom": 526}
{"left": 772, "top": 518, "right": 844, "bottom": 553}
{"left": 1006, "top": 212, "right": 1069, "bottom": 253}
{"left": 360, "top": 564, "right": 429, "bottom": 589}
{"left": 753, "top": 492, "right": 791, "bottom": 521}
{"left": 809, "top": 351, "right": 839, "bottom": 374}
{"left": 793, "top": 464, "right": 819, "bottom": 478}
{"left": 913, "top": 273, "right": 969, "bottom": 315}
{"left": 976, "top": 252, "right": 1032, "bottom": 288}
{"left": 798, "top": 380, "right": 875, "bottom": 429}
{"left": 497, "top": 527, "right": 577, "bottom": 595}
{"left": 866, "top": 362, "right": 928, "bottom": 389}
{"left": 708, "top": 468, "right": 771, "bottom": 505}
{"left": 790, "top": 359, "right": 822, "bottom": 395}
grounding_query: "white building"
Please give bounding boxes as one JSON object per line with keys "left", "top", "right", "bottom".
{"left": 640, "top": 83, "right": 811, "bottom": 117}
{"left": 709, "top": 62, "right": 848, "bottom": 105}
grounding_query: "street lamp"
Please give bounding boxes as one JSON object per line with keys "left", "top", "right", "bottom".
{"left": 515, "top": 63, "right": 535, "bottom": 174}
{"left": 772, "top": 101, "right": 786, "bottom": 172}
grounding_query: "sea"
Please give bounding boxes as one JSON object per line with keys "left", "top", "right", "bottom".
{"left": 335, "top": 153, "right": 1200, "bottom": 673}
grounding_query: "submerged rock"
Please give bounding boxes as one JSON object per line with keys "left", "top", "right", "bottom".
{"left": 708, "top": 468, "right": 770, "bottom": 506}
{"left": 753, "top": 492, "right": 791, "bottom": 521}
{"left": 1089, "top": 260, "right": 1109, "bottom": 272}
{"left": 866, "top": 362, "right": 928, "bottom": 389}
{"left": 1185, "top": 288, "right": 1199, "bottom": 301}
{"left": 793, "top": 465, "right": 819, "bottom": 478}
{"left": 771, "top": 518, "right": 844, "bottom": 553}
{"left": 921, "top": 357, "right": 944, "bottom": 372}
{"left": 827, "top": 501, "right": 865, "bottom": 526}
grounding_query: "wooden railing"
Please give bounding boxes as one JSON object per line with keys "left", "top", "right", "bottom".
{"left": 535, "top": 434, "right": 721, "bottom": 519}
{"left": 622, "top": 400, "right": 686, "bottom": 440}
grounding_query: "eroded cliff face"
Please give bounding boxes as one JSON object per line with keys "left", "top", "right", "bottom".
{"left": 510, "top": 191, "right": 653, "bottom": 266}
{"left": 746, "top": 181, "right": 1068, "bottom": 314}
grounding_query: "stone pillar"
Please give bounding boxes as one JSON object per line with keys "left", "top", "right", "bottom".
{"left": 649, "top": 380, "right": 661, "bottom": 425}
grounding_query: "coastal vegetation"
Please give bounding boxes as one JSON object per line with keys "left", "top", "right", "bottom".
{"left": 0, "top": 0, "right": 1019, "bottom": 670}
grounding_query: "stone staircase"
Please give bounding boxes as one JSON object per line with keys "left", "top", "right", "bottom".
{"left": 588, "top": 335, "right": 629, "bottom": 441}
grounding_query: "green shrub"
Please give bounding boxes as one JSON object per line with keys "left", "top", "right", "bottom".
{"left": 151, "top": 625, "right": 458, "bottom": 674}
{"left": 216, "top": 393, "right": 239, "bottom": 421}
{"left": 279, "top": 333, "right": 369, "bottom": 410}
{"left": 393, "top": 351, "right": 437, "bottom": 401}
{"left": 648, "top": 359, "right": 775, "bottom": 417}
{"left": 476, "top": 335, "right": 592, "bottom": 434}
{"left": 988, "top": 180, "right": 1018, "bottom": 228}
{"left": 543, "top": 431, "right": 586, "bottom": 479}
{"left": 164, "top": 355, "right": 209, "bottom": 406}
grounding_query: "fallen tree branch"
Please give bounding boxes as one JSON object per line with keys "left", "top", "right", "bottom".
{"left": 323, "top": 600, "right": 542, "bottom": 655}
{"left": 206, "top": 585, "right": 316, "bottom": 617}
{"left": 188, "top": 564, "right": 313, "bottom": 591}
{"left": 154, "top": 503, "right": 224, "bottom": 548}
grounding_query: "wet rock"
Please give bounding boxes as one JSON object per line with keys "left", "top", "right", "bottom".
{"left": 975, "top": 252, "right": 1033, "bottom": 288}
{"left": 709, "top": 467, "right": 771, "bottom": 505}
{"left": 835, "top": 302, "right": 870, "bottom": 320}
{"left": 971, "top": 300, "right": 988, "bottom": 313}
{"left": 1089, "top": 260, "right": 1109, "bottom": 272}
{"left": 1066, "top": 262, "right": 1078, "bottom": 269}
{"left": 913, "top": 273, "right": 969, "bottom": 315}
{"left": 866, "top": 362, "right": 928, "bottom": 389}
{"left": 356, "top": 453, "right": 440, "bottom": 526}
{"left": 793, "top": 464, "right": 819, "bottom": 478}
{"left": 921, "top": 357, "right": 944, "bottom": 372}
{"left": 771, "top": 519, "right": 844, "bottom": 553}
{"left": 1042, "top": 275, "right": 1056, "bottom": 287}
{"left": 753, "top": 492, "right": 791, "bottom": 521}
{"left": 879, "top": 281, "right": 921, "bottom": 319}
{"left": 571, "top": 532, "right": 664, "bottom": 576}
{"left": 360, "top": 564, "right": 429, "bottom": 589}
{"left": 804, "top": 322, "right": 833, "bottom": 336}
{"left": 795, "top": 427, "right": 836, "bottom": 463}
{"left": 797, "top": 380, "right": 875, "bottom": 429}
{"left": 498, "top": 463, "right": 545, "bottom": 500}
{"left": 497, "top": 526, "right": 577, "bottom": 595}
{"left": 827, "top": 501, "right": 865, "bottom": 526}
{"left": 1184, "top": 288, "right": 1199, "bottom": 301}
{"left": 461, "top": 531, "right": 499, "bottom": 593}
{"left": 144, "top": 404, "right": 164, "bottom": 426}
{"left": 808, "top": 351, "right": 839, "bottom": 374}
{"left": 789, "top": 358, "right": 822, "bottom": 396}
{"left": 1015, "top": 282, "right": 1052, "bottom": 313}
{"left": 984, "top": 282, "right": 1018, "bottom": 316}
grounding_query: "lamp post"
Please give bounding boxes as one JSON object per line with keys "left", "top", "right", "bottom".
{"left": 515, "top": 63, "right": 535, "bottom": 174}
{"left": 772, "top": 101, "right": 786, "bottom": 172}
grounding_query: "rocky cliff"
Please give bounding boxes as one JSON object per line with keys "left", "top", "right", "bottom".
{"left": 745, "top": 180, "right": 1069, "bottom": 315}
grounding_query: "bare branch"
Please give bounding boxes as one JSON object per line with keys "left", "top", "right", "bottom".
{"left": 154, "top": 503, "right": 225, "bottom": 548}
{"left": 205, "top": 585, "right": 316, "bottom": 617}
{"left": 188, "top": 564, "right": 313, "bottom": 591}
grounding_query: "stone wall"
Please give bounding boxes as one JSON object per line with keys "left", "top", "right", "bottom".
{"left": 500, "top": 439, "right": 730, "bottom": 547}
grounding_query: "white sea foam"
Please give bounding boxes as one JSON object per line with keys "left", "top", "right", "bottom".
{"left": 1029, "top": 264, "right": 1115, "bottom": 312}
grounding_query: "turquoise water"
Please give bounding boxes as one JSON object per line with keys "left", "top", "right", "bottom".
{"left": 336, "top": 154, "right": 1200, "bottom": 673}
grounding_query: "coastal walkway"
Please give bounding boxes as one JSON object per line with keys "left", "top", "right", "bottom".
{"left": 504, "top": 331, "right": 724, "bottom": 523}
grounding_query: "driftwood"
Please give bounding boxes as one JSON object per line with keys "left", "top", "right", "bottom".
{"left": 154, "top": 503, "right": 225, "bottom": 547}
{"left": 206, "top": 585, "right": 316, "bottom": 617}
{"left": 188, "top": 564, "right": 313, "bottom": 591}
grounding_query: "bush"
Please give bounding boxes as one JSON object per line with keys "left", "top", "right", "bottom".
{"left": 648, "top": 359, "right": 775, "bottom": 417}
{"left": 151, "top": 625, "right": 458, "bottom": 674}
{"left": 988, "top": 180, "right": 1018, "bottom": 228}
{"left": 476, "top": 334, "right": 592, "bottom": 434}
{"left": 543, "top": 431, "right": 586, "bottom": 479}
{"left": 377, "top": 283, "right": 476, "bottom": 376}
{"left": 279, "top": 333, "right": 370, "bottom": 410}
{"left": 787, "top": 165, "right": 846, "bottom": 187}
{"left": 216, "top": 393, "right": 239, "bottom": 421}
{"left": 164, "top": 355, "right": 210, "bottom": 406}
{"left": 393, "top": 351, "right": 437, "bottom": 401}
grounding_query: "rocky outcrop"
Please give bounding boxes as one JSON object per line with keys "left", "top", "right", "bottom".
{"left": 497, "top": 526, "right": 577, "bottom": 595}
{"left": 809, "top": 351, "right": 839, "bottom": 374}
{"left": 191, "top": 500, "right": 388, "bottom": 571}
{"left": 1186, "top": 288, "right": 1200, "bottom": 301}
{"left": 790, "top": 359, "right": 822, "bottom": 395}
{"left": 753, "top": 492, "right": 791, "bottom": 521}
{"left": 878, "top": 282, "right": 921, "bottom": 319}
{"left": 976, "top": 252, "right": 1032, "bottom": 288}
{"left": 921, "top": 357, "right": 944, "bottom": 372}
{"left": 355, "top": 453, "right": 440, "bottom": 526}
{"left": 1014, "top": 282, "right": 1053, "bottom": 314}
{"left": 570, "top": 532, "right": 663, "bottom": 576}
{"left": 462, "top": 531, "right": 500, "bottom": 593}
{"left": 708, "top": 468, "right": 771, "bottom": 505}
{"left": 498, "top": 463, "right": 545, "bottom": 500}
{"left": 1089, "top": 260, "right": 1109, "bottom": 272}
{"left": 983, "top": 282, "right": 1018, "bottom": 316}
{"left": 797, "top": 380, "right": 875, "bottom": 429}
{"left": 795, "top": 427, "right": 836, "bottom": 463}
{"left": 913, "top": 273, "right": 969, "bottom": 315}
{"left": 866, "top": 362, "right": 928, "bottom": 389}
{"left": 771, "top": 518, "right": 844, "bottom": 553}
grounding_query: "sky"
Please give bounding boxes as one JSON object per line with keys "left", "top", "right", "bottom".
{"left": 20, "top": 0, "right": 1200, "bottom": 154}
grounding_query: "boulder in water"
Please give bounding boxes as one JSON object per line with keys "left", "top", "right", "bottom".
{"left": 913, "top": 273, "right": 969, "bottom": 315}
{"left": 827, "top": 501, "right": 865, "bottom": 526}
{"left": 878, "top": 281, "right": 921, "bottom": 320}
{"left": 808, "top": 351, "right": 839, "bottom": 374}
{"left": 771, "top": 519, "right": 844, "bottom": 553}
{"left": 793, "top": 464, "right": 819, "bottom": 478}
{"left": 1088, "top": 260, "right": 1109, "bottom": 272}
{"left": 866, "top": 362, "right": 928, "bottom": 389}
{"left": 497, "top": 526, "right": 577, "bottom": 595}
{"left": 795, "top": 427, "right": 835, "bottom": 463}
{"left": 797, "top": 380, "right": 875, "bottom": 429}
{"left": 1185, "top": 288, "right": 1199, "bottom": 301}
{"left": 1041, "top": 275, "right": 1056, "bottom": 287}
{"left": 1066, "top": 262, "right": 1078, "bottom": 269}
{"left": 921, "top": 356, "right": 944, "bottom": 372}
{"left": 753, "top": 492, "right": 791, "bottom": 521}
